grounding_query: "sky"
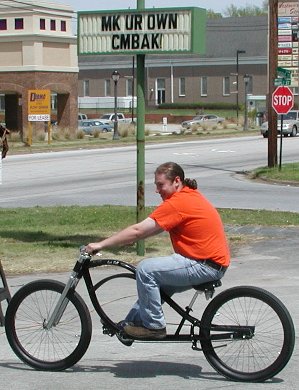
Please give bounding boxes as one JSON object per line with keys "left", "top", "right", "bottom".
{"left": 54, "top": 0, "right": 265, "bottom": 14}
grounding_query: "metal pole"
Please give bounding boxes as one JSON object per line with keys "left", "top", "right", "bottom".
{"left": 236, "top": 50, "right": 245, "bottom": 125}
{"left": 136, "top": 0, "right": 145, "bottom": 256}
{"left": 132, "top": 56, "right": 135, "bottom": 123}
{"left": 244, "top": 80, "right": 248, "bottom": 130}
{"left": 268, "top": 0, "right": 278, "bottom": 167}
{"left": 236, "top": 51, "right": 239, "bottom": 123}
{"left": 113, "top": 79, "right": 119, "bottom": 140}
{"left": 279, "top": 115, "right": 283, "bottom": 171}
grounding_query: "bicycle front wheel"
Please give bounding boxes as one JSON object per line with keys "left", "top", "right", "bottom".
{"left": 200, "top": 286, "right": 295, "bottom": 382}
{"left": 5, "top": 279, "right": 92, "bottom": 371}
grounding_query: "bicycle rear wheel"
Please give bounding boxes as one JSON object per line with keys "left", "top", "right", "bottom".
{"left": 5, "top": 279, "right": 92, "bottom": 371}
{"left": 200, "top": 286, "right": 295, "bottom": 382}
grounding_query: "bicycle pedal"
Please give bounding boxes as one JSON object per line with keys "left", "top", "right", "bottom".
{"left": 116, "top": 331, "right": 134, "bottom": 347}
{"left": 102, "top": 325, "right": 115, "bottom": 337}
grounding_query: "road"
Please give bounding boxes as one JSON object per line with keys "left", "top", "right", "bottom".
{"left": 1, "top": 135, "right": 298, "bottom": 211}
{"left": 0, "top": 135, "right": 298, "bottom": 388}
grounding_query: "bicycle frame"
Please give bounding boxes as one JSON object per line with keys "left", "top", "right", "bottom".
{"left": 47, "top": 252, "right": 254, "bottom": 348}
{"left": 6, "top": 249, "right": 294, "bottom": 381}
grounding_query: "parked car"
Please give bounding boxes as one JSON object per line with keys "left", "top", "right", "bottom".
{"left": 100, "top": 113, "right": 135, "bottom": 125}
{"left": 260, "top": 110, "right": 299, "bottom": 138}
{"left": 181, "top": 114, "right": 225, "bottom": 129}
{"left": 78, "top": 113, "right": 88, "bottom": 121}
{"left": 79, "top": 120, "right": 113, "bottom": 134}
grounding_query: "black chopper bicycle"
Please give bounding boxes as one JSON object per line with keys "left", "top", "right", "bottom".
{"left": 5, "top": 248, "right": 295, "bottom": 382}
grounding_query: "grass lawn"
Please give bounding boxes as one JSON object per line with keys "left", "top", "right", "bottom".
{"left": 0, "top": 206, "right": 298, "bottom": 275}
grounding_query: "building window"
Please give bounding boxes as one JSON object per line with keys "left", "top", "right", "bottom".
{"left": 83, "top": 80, "right": 89, "bottom": 97}
{"left": 156, "top": 78, "right": 166, "bottom": 105}
{"left": 0, "top": 19, "right": 7, "bottom": 30}
{"left": 126, "top": 78, "right": 133, "bottom": 96}
{"left": 223, "top": 76, "right": 230, "bottom": 96}
{"left": 15, "top": 18, "right": 24, "bottom": 30}
{"left": 50, "top": 20, "right": 56, "bottom": 31}
{"left": 61, "top": 20, "right": 66, "bottom": 31}
{"left": 179, "top": 77, "right": 186, "bottom": 96}
{"left": 105, "top": 79, "right": 111, "bottom": 96}
{"left": 201, "top": 76, "right": 208, "bottom": 96}
{"left": 40, "top": 19, "right": 46, "bottom": 30}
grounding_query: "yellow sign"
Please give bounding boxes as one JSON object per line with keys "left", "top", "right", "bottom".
{"left": 28, "top": 89, "right": 51, "bottom": 121}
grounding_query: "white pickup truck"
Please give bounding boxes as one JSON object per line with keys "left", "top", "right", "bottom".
{"left": 100, "top": 113, "right": 134, "bottom": 125}
{"left": 260, "top": 110, "right": 299, "bottom": 138}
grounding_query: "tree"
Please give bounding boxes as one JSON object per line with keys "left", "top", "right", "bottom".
{"left": 207, "top": 9, "right": 222, "bottom": 19}
{"left": 224, "top": 3, "right": 268, "bottom": 17}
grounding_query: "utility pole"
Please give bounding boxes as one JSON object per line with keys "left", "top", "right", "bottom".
{"left": 236, "top": 49, "right": 246, "bottom": 124}
{"left": 268, "top": 0, "right": 278, "bottom": 167}
{"left": 136, "top": 0, "right": 145, "bottom": 256}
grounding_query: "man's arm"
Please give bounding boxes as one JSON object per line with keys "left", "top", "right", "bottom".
{"left": 85, "top": 217, "right": 163, "bottom": 254}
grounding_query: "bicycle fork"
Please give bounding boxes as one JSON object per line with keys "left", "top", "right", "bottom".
{"left": 44, "top": 252, "right": 90, "bottom": 330}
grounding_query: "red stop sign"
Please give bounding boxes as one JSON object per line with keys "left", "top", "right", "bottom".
{"left": 272, "top": 86, "right": 294, "bottom": 114}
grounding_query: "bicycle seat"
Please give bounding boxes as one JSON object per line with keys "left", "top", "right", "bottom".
{"left": 193, "top": 279, "right": 222, "bottom": 291}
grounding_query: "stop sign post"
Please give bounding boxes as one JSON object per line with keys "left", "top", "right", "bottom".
{"left": 271, "top": 86, "right": 294, "bottom": 171}
{"left": 272, "top": 86, "right": 294, "bottom": 114}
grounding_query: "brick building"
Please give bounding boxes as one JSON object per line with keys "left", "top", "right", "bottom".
{"left": 0, "top": 0, "right": 78, "bottom": 134}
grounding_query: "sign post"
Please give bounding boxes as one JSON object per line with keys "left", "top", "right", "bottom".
{"left": 271, "top": 86, "right": 294, "bottom": 170}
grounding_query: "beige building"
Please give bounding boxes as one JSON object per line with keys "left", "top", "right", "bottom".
{"left": 0, "top": 0, "right": 78, "bottom": 134}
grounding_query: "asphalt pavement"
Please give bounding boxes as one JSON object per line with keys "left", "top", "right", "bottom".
{"left": 0, "top": 226, "right": 298, "bottom": 390}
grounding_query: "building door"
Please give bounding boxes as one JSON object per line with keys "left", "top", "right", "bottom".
{"left": 156, "top": 78, "right": 166, "bottom": 105}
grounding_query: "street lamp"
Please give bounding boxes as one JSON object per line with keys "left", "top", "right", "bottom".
{"left": 236, "top": 49, "right": 246, "bottom": 124}
{"left": 243, "top": 74, "right": 250, "bottom": 131}
{"left": 111, "top": 70, "right": 120, "bottom": 140}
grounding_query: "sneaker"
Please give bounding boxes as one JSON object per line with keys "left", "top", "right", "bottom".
{"left": 116, "top": 321, "right": 134, "bottom": 347}
{"left": 117, "top": 320, "right": 134, "bottom": 330}
{"left": 124, "top": 324, "right": 166, "bottom": 340}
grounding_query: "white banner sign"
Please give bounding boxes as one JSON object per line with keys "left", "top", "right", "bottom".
{"left": 28, "top": 114, "right": 50, "bottom": 122}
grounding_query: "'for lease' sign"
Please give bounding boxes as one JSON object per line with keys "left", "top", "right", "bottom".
{"left": 78, "top": 7, "right": 206, "bottom": 55}
{"left": 28, "top": 90, "right": 51, "bottom": 122}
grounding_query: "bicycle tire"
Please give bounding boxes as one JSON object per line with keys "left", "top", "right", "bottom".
{"left": 93, "top": 272, "right": 136, "bottom": 327}
{"left": 200, "top": 286, "right": 295, "bottom": 382}
{"left": 5, "top": 279, "right": 92, "bottom": 371}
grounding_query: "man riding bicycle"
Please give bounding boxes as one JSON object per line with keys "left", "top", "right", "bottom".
{"left": 85, "top": 162, "right": 230, "bottom": 340}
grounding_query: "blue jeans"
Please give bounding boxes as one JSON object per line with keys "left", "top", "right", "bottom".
{"left": 125, "top": 253, "right": 226, "bottom": 329}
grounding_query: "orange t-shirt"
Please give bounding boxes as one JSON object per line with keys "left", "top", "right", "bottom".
{"left": 149, "top": 187, "right": 230, "bottom": 267}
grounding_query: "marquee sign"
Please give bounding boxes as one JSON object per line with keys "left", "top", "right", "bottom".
{"left": 78, "top": 7, "right": 206, "bottom": 55}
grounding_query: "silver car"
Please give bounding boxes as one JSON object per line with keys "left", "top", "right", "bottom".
{"left": 79, "top": 120, "right": 113, "bottom": 134}
{"left": 181, "top": 114, "right": 225, "bottom": 129}
{"left": 260, "top": 110, "right": 299, "bottom": 138}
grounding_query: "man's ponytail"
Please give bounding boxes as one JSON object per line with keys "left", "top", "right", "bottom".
{"left": 183, "top": 178, "right": 197, "bottom": 189}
